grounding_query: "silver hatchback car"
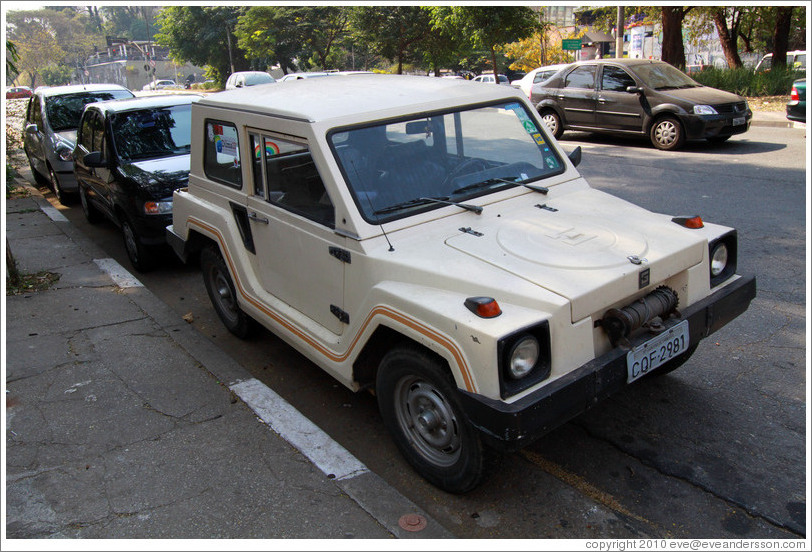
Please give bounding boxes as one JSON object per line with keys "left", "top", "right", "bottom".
{"left": 23, "top": 83, "right": 134, "bottom": 203}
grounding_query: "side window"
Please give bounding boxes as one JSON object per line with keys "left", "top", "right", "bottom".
{"left": 563, "top": 66, "right": 596, "bottom": 89}
{"left": 78, "top": 111, "right": 94, "bottom": 150}
{"left": 31, "top": 96, "right": 43, "bottom": 126}
{"left": 203, "top": 120, "right": 242, "bottom": 188}
{"left": 256, "top": 133, "right": 334, "bottom": 227}
{"left": 90, "top": 113, "right": 105, "bottom": 153}
{"left": 601, "top": 66, "right": 636, "bottom": 92}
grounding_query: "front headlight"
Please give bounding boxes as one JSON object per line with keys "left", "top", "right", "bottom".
{"left": 693, "top": 105, "right": 718, "bottom": 115}
{"left": 709, "top": 231, "right": 737, "bottom": 287}
{"left": 143, "top": 199, "right": 173, "bottom": 215}
{"left": 507, "top": 336, "right": 540, "bottom": 379}
{"left": 710, "top": 243, "right": 728, "bottom": 277}
{"left": 55, "top": 143, "right": 73, "bottom": 162}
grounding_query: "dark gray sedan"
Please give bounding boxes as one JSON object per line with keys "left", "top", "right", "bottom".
{"left": 530, "top": 59, "right": 752, "bottom": 150}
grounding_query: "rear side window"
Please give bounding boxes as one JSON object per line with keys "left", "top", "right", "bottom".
{"left": 601, "top": 66, "right": 636, "bottom": 92}
{"left": 204, "top": 120, "right": 242, "bottom": 188}
{"left": 564, "top": 66, "right": 596, "bottom": 89}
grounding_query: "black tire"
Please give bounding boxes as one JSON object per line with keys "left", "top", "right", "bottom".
{"left": 48, "top": 165, "right": 73, "bottom": 205}
{"left": 376, "top": 345, "right": 496, "bottom": 493}
{"left": 707, "top": 135, "right": 731, "bottom": 144}
{"left": 200, "top": 245, "right": 253, "bottom": 338}
{"left": 650, "top": 116, "right": 685, "bottom": 151}
{"left": 539, "top": 108, "right": 563, "bottom": 139}
{"left": 79, "top": 185, "right": 102, "bottom": 224}
{"left": 121, "top": 216, "right": 155, "bottom": 272}
{"left": 650, "top": 344, "right": 699, "bottom": 377}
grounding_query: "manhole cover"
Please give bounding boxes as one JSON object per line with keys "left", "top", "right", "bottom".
{"left": 398, "top": 513, "right": 427, "bottom": 532}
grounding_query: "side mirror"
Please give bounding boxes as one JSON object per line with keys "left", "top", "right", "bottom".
{"left": 84, "top": 151, "right": 111, "bottom": 168}
{"left": 568, "top": 146, "right": 582, "bottom": 168}
{"left": 25, "top": 123, "right": 38, "bottom": 134}
{"left": 626, "top": 86, "right": 644, "bottom": 95}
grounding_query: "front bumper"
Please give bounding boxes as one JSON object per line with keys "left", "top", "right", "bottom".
{"left": 459, "top": 274, "right": 757, "bottom": 451}
{"left": 681, "top": 112, "right": 752, "bottom": 139}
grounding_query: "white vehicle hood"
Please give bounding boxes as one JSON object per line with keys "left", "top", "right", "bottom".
{"left": 443, "top": 187, "right": 706, "bottom": 322}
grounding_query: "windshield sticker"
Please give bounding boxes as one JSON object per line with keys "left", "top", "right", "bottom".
{"left": 532, "top": 132, "right": 546, "bottom": 146}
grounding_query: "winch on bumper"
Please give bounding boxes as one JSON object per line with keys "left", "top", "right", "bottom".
{"left": 458, "top": 274, "right": 757, "bottom": 451}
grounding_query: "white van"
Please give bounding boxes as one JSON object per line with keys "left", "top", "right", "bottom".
{"left": 754, "top": 50, "right": 806, "bottom": 71}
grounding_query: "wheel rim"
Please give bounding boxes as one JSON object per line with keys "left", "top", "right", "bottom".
{"left": 80, "top": 188, "right": 90, "bottom": 217}
{"left": 394, "top": 376, "right": 461, "bottom": 467}
{"left": 49, "top": 168, "right": 62, "bottom": 200}
{"left": 209, "top": 265, "right": 239, "bottom": 323}
{"left": 122, "top": 221, "right": 139, "bottom": 265}
{"left": 654, "top": 120, "right": 678, "bottom": 147}
{"left": 542, "top": 113, "right": 558, "bottom": 135}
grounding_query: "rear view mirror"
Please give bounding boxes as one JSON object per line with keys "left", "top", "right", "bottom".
{"left": 626, "top": 86, "right": 644, "bottom": 94}
{"left": 84, "top": 151, "right": 111, "bottom": 168}
{"left": 405, "top": 121, "right": 432, "bottom": 135}
{"left": 568, "top": 146, "right": 582, "bottom": 167}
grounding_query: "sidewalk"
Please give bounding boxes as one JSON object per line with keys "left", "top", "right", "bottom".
{"left": 4, "top": 179, "right": 452, "bottom": 541}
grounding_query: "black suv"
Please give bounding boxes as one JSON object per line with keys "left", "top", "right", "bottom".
{"left": 73, "top": 94, "right": 200, "bottom": 271}
{"left": 530, "top": 59, "right": 752, "bottom": 150}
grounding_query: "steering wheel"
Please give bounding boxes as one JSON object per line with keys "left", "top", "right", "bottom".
{"left": 443, "top": 158, "right": 489, "bottom": 188}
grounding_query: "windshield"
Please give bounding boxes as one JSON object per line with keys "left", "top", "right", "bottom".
{"left": 632, "top": 62, "right": 700, "bottom": 90}
{"left": 110, "top": 104, "right": 192, "bottom": 161}
{"left": 45, "top": 90, "right": 134, "bottom": 131}
{"left": 330, "top": 101, "right": 564, "bottom": 223}
{"left": 245, "top": 73, "right": 274, "bottom": 85}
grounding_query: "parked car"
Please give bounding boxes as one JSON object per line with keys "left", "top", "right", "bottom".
{"left": 23, "top": 83, "right": 135, "bottom": 203}
{"left": 472, "top": 73, "right": 510, "bottom": 85}
{"left": 168, "top": 75, "right": 755, "bottom": 492}
{"left": 754, "top": 50, "right": 806, "bottom": 72}
{"left": 511, "top": 63, "right": 571, "bottom": 98}
{"left": 786, "top": 78, "right": 806, "bottom": 123}
{"left": 142, "top": 79, "right": 177, "bottom": 91}
{"left": 73, "top": 94, "right": 200, "bottom": 271}
{"left": 224, "top": 71, "right": 276, "bottom": 90}
{"left": 531, "top": 58, "right": 752, "bottom": 150}
{"left": 6, "top": 85, "right": 33, "bottom": 99}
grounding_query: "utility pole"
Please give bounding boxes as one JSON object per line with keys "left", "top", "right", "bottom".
{"left": 616, "top": 6, "right": 625, "bottom": 59}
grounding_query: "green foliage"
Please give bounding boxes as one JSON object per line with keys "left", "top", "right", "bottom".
{"left": 352, "top": 7, "right": 432, "bottom": 74}
{"left": 39, "top": 64, "right": 73, "bottom": 86}
{"left": 693, "top": 67, "right": 800, "bottom": 96}
{"left": 6, "top": 40, "right": 19, "bottom": 76}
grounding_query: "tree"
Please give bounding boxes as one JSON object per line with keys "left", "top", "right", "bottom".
{"left": 709, "top": 7, "right": 745, "bottom": 68}
{"left": 661, "top": 6, "right": 693, "bottom": 69}
{"left": 352, "top": 7, "right": 433, "bottom": 74}
{"left": 770, "top": 7, "right": 793, "bottom": 70}
{"left": 155, "top": 6, "right": 250, "bottom": 85}
{"left": 6, "top": 10, "right": 67, "bottom": 87}
{"left": 430, "top": 7, "right": 539, "bottom": 79}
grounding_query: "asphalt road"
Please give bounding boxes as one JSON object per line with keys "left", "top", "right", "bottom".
{"left": 29, "top": 124, "right": 807, "bottom": 539}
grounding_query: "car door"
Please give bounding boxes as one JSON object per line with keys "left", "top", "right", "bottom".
{"left": 24, "top": 94, "right": 47, "bottom": 173}
{"left": 556, "top": 64, "right": 598, "bottom": 128}
{"left": 75, "top": 109, "right": 116, "bottom": 219}
{"left": 596, "top": 64, "right": 646, "bottom": 132}
{"left": 244, "top": 130, "right": 346, "bottom": 335}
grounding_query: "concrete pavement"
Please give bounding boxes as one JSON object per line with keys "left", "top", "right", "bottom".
{"left": 4, "top": 178, "right": 453, "bottom": 541}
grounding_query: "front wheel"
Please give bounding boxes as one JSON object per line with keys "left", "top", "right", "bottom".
{"left": 48, "top": 166, "right": 73, "bottom": 205}
{"left": 121, "top": 217, "right": 155, "bottom": 272}
{"left": 79, "top": 185, "right": 102, "bottom": 224}
{"left": 539, "top": 109, "right": 563, "bottom": 139}
{"left": 200, "top": 245, "right": 254, "bottom": 338}
{"left": 650, "top": 116, "right": 685, "bottom": 151}
{"left": 376, "top": 346, "right": 495, "bottom": 493}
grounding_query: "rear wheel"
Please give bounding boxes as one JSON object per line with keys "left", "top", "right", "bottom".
{"left": 376, "top": 345, "right": 496, "bottom": 493}
{"left": 539, "top": 109, "right": 563, "bottom": 139}
{"left": 650, "top": 116, "right": 685, "bottom": 151}
{"left": 200, "top": 245, "right": 253, "bottom": 338}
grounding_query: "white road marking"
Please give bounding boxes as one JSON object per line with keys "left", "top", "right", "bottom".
{"left": 40, "top": 205, "right": 68, "bottom": 222}
{"left": 93, "top": 258, "right": 144, "bottom": 288}
{"left": 230, "top": 378, "right": 369, "bottom": 481}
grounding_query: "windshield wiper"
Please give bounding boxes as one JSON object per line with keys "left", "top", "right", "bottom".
{"left": 374, "top": 196, "right": 482, "bottom": 215}
{"left": 452, "top": 177, "right": 548, "bottom": 196}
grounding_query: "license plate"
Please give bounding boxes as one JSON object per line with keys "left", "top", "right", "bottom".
{"left": 732, "top": 116, "right": 745, "bottom": 126}
{"left": 626, "top": 321, "right": 689, "bottom": 383}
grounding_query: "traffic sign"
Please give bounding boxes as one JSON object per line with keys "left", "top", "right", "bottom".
{"left": 562, "top": 39, "right": 582, "bottom": 51}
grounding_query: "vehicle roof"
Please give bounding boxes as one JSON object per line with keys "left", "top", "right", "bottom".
{"left": 566, "top": 58, "right": 673, "bottom": 68}
{"left": 87, "top": 94, "right": 202, "bottom": 114}
{"left": 198, "top": 74, "right": 525, "bottom": 123}
{"left": 35, "top": 83, "right": 132, "bottom": 97}
{"left": 231, "top": 71, "right": 272, "bottom": 76}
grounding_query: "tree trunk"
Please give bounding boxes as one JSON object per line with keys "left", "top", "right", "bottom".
{"left": 491, "top": 47, "right": 498, "bottom": 80}
{"left": 661, "top": 7, "right": 688, "bottom": 69}
{"left": 616, "top": 6, "right": 624, "bottom": 58}
{"left": 771, "top": 7, "right": 793, "bottom": 70}
{"left": 712, "top": 8, "right": 743, "bottom": 68}
{"left": 7, "top": 239, "right": 21, "bottom": 288}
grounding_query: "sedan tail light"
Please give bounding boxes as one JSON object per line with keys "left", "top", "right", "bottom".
{"left": 791, "top": 86, "right": 799, "bottom": 101}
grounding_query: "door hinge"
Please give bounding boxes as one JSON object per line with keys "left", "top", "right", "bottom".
{"left": 330, "top": 305, "right": 350, "bottom": 324}
{"left": 329, "top": 246, "right": 351, "bottom": 264}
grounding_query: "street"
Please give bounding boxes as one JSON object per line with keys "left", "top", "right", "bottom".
{"left": 22, "top": 123, "right": 807, "bottom": 539}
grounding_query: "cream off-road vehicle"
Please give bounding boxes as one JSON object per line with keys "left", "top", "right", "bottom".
{"left": 167, "top": 75, "right": 756, "bottom": 493}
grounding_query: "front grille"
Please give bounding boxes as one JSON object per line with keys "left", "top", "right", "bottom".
{"left": 713, "top": 102, "right": 747, "bottom": 114}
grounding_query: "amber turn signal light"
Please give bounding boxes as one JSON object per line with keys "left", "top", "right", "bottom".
{"left": 671, "top": 215, "right": 704, "bottom": 229}
{"left": 465, "top": 296, "right": 502, "bottom": 318}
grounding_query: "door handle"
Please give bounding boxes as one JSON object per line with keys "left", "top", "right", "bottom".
{"left": 247, "top": 211, "right": 269, "bottom": 224}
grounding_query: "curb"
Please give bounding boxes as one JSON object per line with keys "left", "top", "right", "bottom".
{"left": 9, "top": 174, "right": 454, "bottom": 539}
